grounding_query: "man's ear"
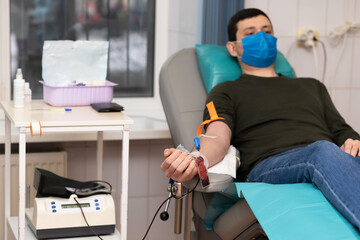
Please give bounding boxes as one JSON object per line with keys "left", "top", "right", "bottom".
{"left": 226, "top": 41, "right": 238, "bottom": 57}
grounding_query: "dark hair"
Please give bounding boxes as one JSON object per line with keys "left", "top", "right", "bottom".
{"left": 227, "top": 8, "right": 272, "bottom": 41}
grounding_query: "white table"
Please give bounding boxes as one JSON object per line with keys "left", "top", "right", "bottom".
{"left": 1, "top": 100, "right": 134, "bottom": 240}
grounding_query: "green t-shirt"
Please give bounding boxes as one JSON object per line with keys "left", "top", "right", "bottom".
{"left": 204, "top": 74, "right": 360, "bottom": 181}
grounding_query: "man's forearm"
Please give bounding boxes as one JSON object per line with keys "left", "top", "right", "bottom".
{"left": 198, "top": 121, "right": 232, "bottom": 168}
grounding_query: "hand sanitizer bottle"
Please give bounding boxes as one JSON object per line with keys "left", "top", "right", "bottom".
{"left": 13, "top": 68, "right": 25, "bottom": 108}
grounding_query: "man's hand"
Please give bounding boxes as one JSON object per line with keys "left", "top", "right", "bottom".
{"left": 340, "top": 138, "right": 360, "bottom": 157}
{"left": 161, "top": 148, "right": 198, "bottom": 183}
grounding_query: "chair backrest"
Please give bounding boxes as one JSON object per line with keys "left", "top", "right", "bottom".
{"left": 159, "top": 48, "right": 206, "bottom": 150}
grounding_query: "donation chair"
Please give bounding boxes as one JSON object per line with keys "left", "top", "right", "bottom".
{"left": 159, "top": 45, "right": 295, "bottom": 240}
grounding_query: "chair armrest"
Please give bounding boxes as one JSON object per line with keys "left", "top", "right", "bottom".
{"left": 183, "top": 173, "right": 234, "bottom": 193}
{"left": 183, "top": 145, "right": 240, "bottom": 192}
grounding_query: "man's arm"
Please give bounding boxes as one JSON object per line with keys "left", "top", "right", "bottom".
{"left": 161, "top": 121, "right": 232, "bottom": 182}
{"left": 319, "top": 83, "right": 360, "bottom": 146}
{"left": 318, "top": 83, "right": 360, "bottom": 157}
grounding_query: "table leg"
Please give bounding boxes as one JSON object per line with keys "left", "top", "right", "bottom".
{"left": 4, "top": 116, "right": 11, "bottom": 240}
{"left": 121, "top": 128, "right": 130, "bottom": 240}
{"left": 18, "top": 127, "right": 26, "bottom": 240}
{"left": 97, "top": 131, "right": 104, "bottom": 180}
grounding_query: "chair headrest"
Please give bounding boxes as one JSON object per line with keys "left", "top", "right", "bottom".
{"left": 195, "top": 44, "right": 295, "bottom": 93}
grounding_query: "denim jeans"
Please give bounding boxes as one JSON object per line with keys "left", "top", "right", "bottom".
{"left": 247, "top": 140, "right": 360, "bottom": 230}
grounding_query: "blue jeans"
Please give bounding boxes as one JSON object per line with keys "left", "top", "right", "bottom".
{"left": 247, "top": 140, "right": 360, "bottom": 230}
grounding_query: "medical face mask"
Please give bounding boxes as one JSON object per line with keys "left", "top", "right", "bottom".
{"left": 239, "top": 31, "right": 277, "bottom": 68}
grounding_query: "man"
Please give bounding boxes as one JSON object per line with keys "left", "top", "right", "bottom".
{"left": 161, "top": 8, "right": 360, "bottom": 230}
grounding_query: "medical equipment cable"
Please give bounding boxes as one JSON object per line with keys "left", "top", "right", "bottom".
{"left": 318, "top": 39, "right": 327, "bottom": 83}
{"left": 305, "top": 35, "right": 328, "bottom": 83}
{"left": 142, "top": 178, "right": 200, "bottom": 240}
{"left": 328, "top": 20, "right": 360, "bottom": 98}
{"left": 285, "top": 41, "right": 296, "bottom": 61}
{"left": 74, "top": 197, "right": 104, "bottom": 240}
{"left": 330, "top": 32, "right": 347, "bottom": 99}
{"left": 310, "top": 42, "right": 319, "bottom": 81}
{"left": 310, "top": 36, "right": 327, "bottom": 83}
{"left": 73, "top": 180, "right": 113, "bottom": 239}
{"left": 328, "top": 21, "right": 360, "bottom": 45}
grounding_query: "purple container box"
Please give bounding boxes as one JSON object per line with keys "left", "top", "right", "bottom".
{"left": 40, "top": 80, "right": 117, "bottom": 106}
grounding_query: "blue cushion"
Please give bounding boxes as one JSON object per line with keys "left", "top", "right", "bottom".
{"left": 195, "top": 44, "right": 295, "bottom": 93}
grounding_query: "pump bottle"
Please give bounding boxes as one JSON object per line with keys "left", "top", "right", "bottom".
{"left": 13, "top": 68, "right": 25, "bottom": 108}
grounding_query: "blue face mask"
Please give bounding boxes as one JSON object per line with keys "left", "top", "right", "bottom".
{"left": 240, "top": 31, "right": 277, "bottom": 68}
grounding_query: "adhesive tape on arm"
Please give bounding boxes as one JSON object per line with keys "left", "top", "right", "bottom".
{"left": 30, "top": 121, "right": 42, "bottom": 136}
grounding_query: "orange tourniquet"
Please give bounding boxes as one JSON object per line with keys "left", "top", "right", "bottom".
{"left": 196, "top": 101, "right": 224, "bottom": 137}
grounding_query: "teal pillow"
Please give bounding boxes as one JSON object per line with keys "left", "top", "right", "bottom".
{"left": 195, "top": 44, "right": 295, "bottom": 93}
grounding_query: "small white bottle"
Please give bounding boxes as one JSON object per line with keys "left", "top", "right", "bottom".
{"left": 13, "top": 68, "right": 25, "bottom": 108}
{"left": 24, "top": 82, "right": 32, "bottom": 103}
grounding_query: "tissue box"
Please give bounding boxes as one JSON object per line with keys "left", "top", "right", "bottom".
{"left": 40, "top": 81, "right": 117, "bottom": 106}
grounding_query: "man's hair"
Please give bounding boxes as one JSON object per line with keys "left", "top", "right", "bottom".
{"left": 227, "top": 8, "right": 272, "bottom": 41}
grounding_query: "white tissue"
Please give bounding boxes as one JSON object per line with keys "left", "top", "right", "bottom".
{"left": 176, "top": 144, "right": 240, "bottom": 179}
{"left": 208, "top": 145, "right": 240, "bottom": 179}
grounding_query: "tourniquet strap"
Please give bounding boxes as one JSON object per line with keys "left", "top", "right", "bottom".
{"left": 196, "top": 101, "right": 224, "bottom": 137}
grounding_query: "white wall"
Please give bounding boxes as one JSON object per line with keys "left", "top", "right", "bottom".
{"left": 168, "top": 0, "right": 199, "bottom": 56}
{"left": 0, "top": 0, "right": 10, "bottom": 102}
{"left": 246, "top": 0, "right": 360, "bottom": 133}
